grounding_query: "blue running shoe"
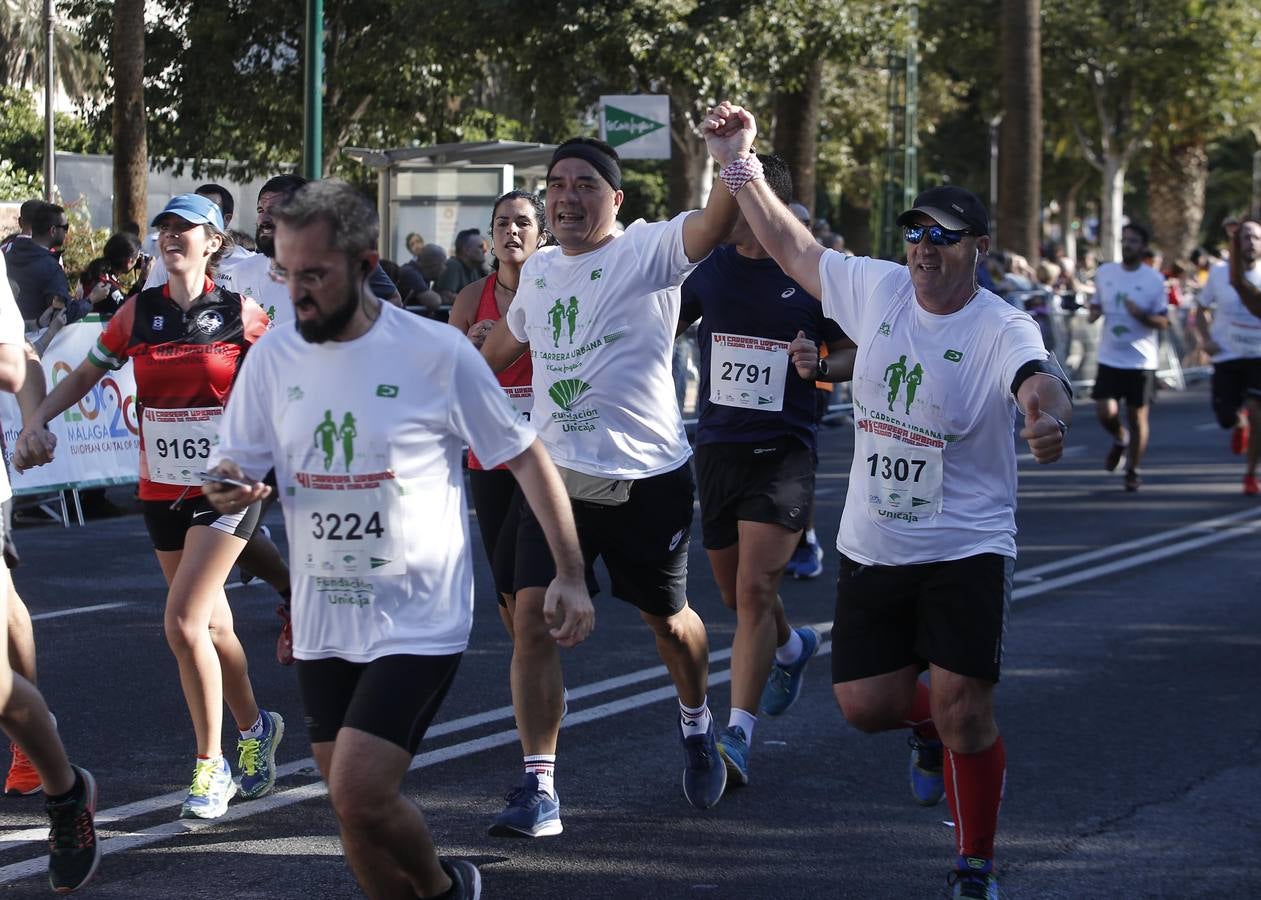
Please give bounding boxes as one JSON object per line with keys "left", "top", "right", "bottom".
{"left": 180, "top": 756, "right": 236, "bottom": 819}
{"left": 948, "top": 856, "right": 999, "bottom": 899}
{"left": 908, "top": 733, "right": 945, "bottom": 806}
{"left": 716, "top": 725, "right": 750, "bottom": 786}
{"left": 439, "top": 857, "right": 482, "bottom": 899}
{"left": 761, "top": 626, "right": 820, "bottom": 716}
{"left": 680, "top": 718, "right": 727, "bottom": 809}
{"left": 238, "top": 710, "right": 284, "bottom": 800}
{"left": 487, "top": 773, "right": 562, "bottom": 837}
{"left": 788, "top": 539, "right": 823, "bottom": 580}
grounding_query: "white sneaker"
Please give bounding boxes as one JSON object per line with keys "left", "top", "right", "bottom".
{"left": 180, "top": 756, "right": 237, "bottom": 819}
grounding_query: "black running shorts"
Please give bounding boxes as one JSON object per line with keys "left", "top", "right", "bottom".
{"left": 1210, "top": 358, "right": 1261, "bottom": 428}
{"left": 513, "top": 461, "right": 694, "bottom": 618}
{"left": 694, "top": 437, "right": 814, "bottom": 550}
{"left": 296, "top": 652, "right": 461, "bottom": 754}
{"left": 142, "top": 496, "right": 261, "bottom": 552}
{"left": 1091, "top": 363, "right": 1156, "bottom": 408}
{"left": 468, "top": 467, "right": 523, "bottom": 605}
{"left": 830, "top": 552, "right": 1014, "bottom": 684}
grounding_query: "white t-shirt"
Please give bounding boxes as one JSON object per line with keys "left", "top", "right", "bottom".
{"left": 0, "top": 254, "right": 26, "bottom": 504}
{"left": 1092, "top": 262, "right": 1167, "bottom": 370}
{"left": 214, "top": 303, "right": 535, "bottom": 662}
{"left": 144, "top": 244, "right": 255, "bottom": 294}
{"left": 212, "top": 251, "right": 293, "bottom": 329}
{"left": 819, "top": 252, "right": 1049, "bottom": 565}
{"left": 506, "top": 213, "right": 698, "bottom": 478}
{"left": 1195, "top": 262, "right": 1261, "bottom": 362}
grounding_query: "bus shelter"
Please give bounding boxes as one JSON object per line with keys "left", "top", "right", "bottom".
{"left": 344, "top": 141, "right": 558, "bottom": 260}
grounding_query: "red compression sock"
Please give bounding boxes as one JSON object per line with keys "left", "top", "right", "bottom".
{"left": 904, "top": 679, "right": 940, "bottom": 741}
{"left": 944, "top": 735, "right": 1006, "bottom": 860}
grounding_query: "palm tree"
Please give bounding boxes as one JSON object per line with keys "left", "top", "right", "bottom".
{"left": 0, "top": 0, "right": 101, "bottom": 98}
{"left": 998, "top": 0, "right": 1042, "bottom": 260}
{"left": 111, "top": 0, "right": 145, "bottom": 231}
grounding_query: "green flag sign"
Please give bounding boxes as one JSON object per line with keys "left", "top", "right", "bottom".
{"left": 599, "top": 95, "right": 670, "bottom": 159}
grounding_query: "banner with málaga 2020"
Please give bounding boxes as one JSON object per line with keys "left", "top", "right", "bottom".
{"left": 0, "top": 315, "right": 140, "bottom": 494}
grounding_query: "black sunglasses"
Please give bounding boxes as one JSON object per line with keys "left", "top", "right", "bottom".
{"left": 903, "top": 224, "right": 970, "bottom": 246}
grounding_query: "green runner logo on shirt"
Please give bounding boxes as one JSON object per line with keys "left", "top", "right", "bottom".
{"left": 883, "top": 355, "right": 925, "bottom": 414}
{"left": 549, "top": 296, "right": 581, "bottom": 347}
{"left": 549, "top": 378, "right": 592, "bottom": 411}
{"left": 315, "top": 410, "right": 359, "bottom": 471}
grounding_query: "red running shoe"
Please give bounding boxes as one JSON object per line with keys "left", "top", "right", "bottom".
{"left": 5, "top": 743, "right": 42, "bottom": 796}
{"left": 1245, "top": 475, "right": 1260, "bottom": 496}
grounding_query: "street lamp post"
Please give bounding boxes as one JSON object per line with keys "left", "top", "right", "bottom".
{"left": 43, "top": 0, "right": 55, "bottom": 200}
{"left": 303, "top": 0, "right": 324, "bottom": 180}
{"left": 989, "top": 112, "right": 1003, "bottom": 238}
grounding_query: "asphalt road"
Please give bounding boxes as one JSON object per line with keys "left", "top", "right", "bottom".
{"left": 0, "top": 380, "right": 1257, "bottom": 898}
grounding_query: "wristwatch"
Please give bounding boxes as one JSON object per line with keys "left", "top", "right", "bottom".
{"left": 1052, "top": 416, "right": 1069, "bottom": 436}
{"left": 815, "top": 357, "right": 829, "bottom": 379}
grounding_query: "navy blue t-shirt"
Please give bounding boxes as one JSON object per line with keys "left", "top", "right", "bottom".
{"left": 679, "top": 244, "right": 845, "bottom": 451}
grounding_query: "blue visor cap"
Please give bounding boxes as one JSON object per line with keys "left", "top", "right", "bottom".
{"left": 151, "top": 193, "right": 224, "bottom": 231}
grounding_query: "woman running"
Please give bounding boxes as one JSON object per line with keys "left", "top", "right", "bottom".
{"left": 15, "top": 194, "right": 283, "bottom": 820}
{"left": 449, "top": 190, "right": 547, "bottom": 633}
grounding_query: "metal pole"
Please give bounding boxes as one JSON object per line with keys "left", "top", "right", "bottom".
{"left": 989, "top": 113, "right": 1003, "bottom": 233}
{"left": 1252, "top": 149, "right": 1261, "bottom": 218}
{"left": 43, "top": 0, "right": 55, "bottom": 200}
{"left": 903, "top": 0, "right": 918, "bottom": 209}
{"left": 302, "top": 0, "right": 324, "bottom": 179}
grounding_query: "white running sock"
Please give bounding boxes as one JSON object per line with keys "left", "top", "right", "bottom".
{"left": 804, "top": 527, "right": 818, "bottom": 546}
{"left": 241, "top": 713, "right": 265, "bottom": 740}
{"left": 679, "top": 698, "right": 711, "bottom": 739}
{"left": 775, "top": 628, "right": 804, "bottom": 665}
{"left": 727, "top": 708, "right": 757, "bottom": 742}
{"left": 524, "top": 755, "right": 556, "bottom": 799}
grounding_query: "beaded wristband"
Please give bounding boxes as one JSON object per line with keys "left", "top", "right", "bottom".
{"left": 719, "top": 154, "right": 764, "bottom": 195}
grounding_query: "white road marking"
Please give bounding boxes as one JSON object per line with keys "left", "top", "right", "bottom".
{"left": 30, "top": 602, "right": 131, "bottom": 621}
{"left": 1012, "top": 506, "right": 1261, "bottom": 582}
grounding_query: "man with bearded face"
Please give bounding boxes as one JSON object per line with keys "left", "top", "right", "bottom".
{"left": 233, "top": 175, "right": 403, "bottom": 331}
{"left": 204, "top": 179, "right": 591, "bottom": 900}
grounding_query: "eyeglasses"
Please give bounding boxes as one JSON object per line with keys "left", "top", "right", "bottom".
{"left": 270, "top": 260, "right": 330, "bottom": 291}
{"left": 903, "top": 224, "right": 970, "bottom": 246}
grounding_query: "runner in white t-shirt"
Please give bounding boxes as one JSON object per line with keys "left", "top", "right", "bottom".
{"left": 703, "top": 101, "right": 1072, "bottom": 900}
{"left": 204, "top": 180, "right": 590, "bottom": 900}
{"left": 1088, "top": 224, "right": 1169, "bottom": 491}
{"left": 479, "top": 128, "right": 743, "bottom": 828}
{"left": 0, "top": 251, "right": 100, "bottom": 894}
{"left": 1194, "top": 219, "right": 1261, "bottom": 495}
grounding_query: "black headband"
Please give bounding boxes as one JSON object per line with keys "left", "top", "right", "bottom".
{"left": 548, "top": 143, "right": 622, "bottom": 191}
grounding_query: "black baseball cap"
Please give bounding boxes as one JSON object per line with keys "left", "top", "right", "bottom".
{"left": 897, "top": 186, "right": 989, "bottom": 236}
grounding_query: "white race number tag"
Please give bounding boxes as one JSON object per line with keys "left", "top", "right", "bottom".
{"left": 505, "top": 385, "right": 534, "bottom": 422}
{"left": 291, "top": 481, "right": 405, "bottom": 577}
{"left": 142, "top": 406, "right": 221, "bottom": 485}
{"left": 709, "top": 332, "right": 790, "bottom": 412}
{"left": 1226, "top": 320, "right": 1261, "bottom": 357}
{"left": 856, "top": 426, "right": 944, "bottom": 524}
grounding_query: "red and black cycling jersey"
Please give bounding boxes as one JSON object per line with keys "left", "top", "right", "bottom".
{"left": 88, "top": 276, "right": 269, "bottom": 501}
